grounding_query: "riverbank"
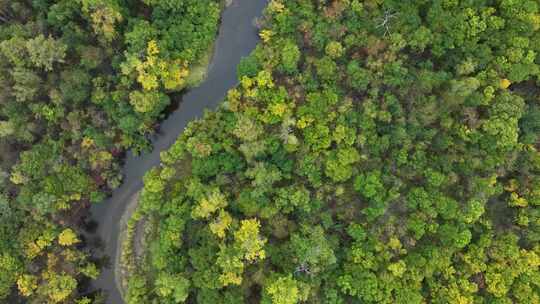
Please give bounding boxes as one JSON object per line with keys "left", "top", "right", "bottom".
{"left": 115, "top": 192, "right": 140, "bottom": 298}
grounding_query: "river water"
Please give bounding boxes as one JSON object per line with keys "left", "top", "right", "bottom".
{"left": 88, "top": 1, "right": 268, "bottom": 302}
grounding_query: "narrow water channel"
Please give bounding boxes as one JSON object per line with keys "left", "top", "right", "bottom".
{"left": 88, "top": 1, "right": 268, "bottom": 302}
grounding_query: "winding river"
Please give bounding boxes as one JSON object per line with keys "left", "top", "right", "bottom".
{"left": 88, "top": 1, "right": 268, "bottom": 302}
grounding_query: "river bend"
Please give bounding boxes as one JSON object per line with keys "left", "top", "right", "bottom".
{"left": 89, "top": 1, "right": 268, "bottom": 302}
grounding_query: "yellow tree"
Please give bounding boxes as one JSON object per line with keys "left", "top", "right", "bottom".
{"left": 58, "top": 229, "right": 80, "bottom": 247}
{"left": 234, "top": 219, "right": 266, "bottom": 262}
{"left": 209, "top": 210, "right": 232, "bottom": 239}
{"left": 191, "top": 189, "right": 228, "bottom": 219}
{"left": 16, "top": 274, "right": 38, "bottom": 297}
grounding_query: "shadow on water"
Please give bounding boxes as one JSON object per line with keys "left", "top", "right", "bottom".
{"left": 87, "top": 0, "right": 268, "bottom": 303}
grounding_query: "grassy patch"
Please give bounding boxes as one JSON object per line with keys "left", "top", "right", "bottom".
{"left": 185, "top": 44, "right": 215, "bottom": 88}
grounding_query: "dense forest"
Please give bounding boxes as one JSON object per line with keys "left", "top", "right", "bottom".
{"left": 0, "top": 0, "right": 221, "bottom": 302}
{"left": 124, "top": 0, "right": 540, "bottom": 303}
{"left": 1, "top": 0, "right": 540, "bottom": 303}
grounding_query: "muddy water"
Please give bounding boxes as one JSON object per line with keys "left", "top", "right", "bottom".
{"left": 89, "top": 1, "right": 268, "bottom": 302}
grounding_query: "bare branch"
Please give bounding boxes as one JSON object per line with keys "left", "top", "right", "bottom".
{"left": 376, "top": 9, "right": 398, "bottom": 36}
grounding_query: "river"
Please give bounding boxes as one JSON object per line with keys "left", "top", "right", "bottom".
{"left": 88, "top": 1, "right": 268, "bottom": 302}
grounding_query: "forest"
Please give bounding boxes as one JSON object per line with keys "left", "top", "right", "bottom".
{"left": 0, "top": 0, "right": 221, "bottom": 303}
{"left": 124, "top": 0, "right": 540, "bottom": 303}
{"left": 0, "top": 0, "right": 539, "bottom": 303}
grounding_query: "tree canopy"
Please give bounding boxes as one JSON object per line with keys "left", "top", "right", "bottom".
{"left": 125, "top": 0, "right": 540, "bottom": 303}
{"left": 0, "top": 0, "right": 221, "bottom": 302}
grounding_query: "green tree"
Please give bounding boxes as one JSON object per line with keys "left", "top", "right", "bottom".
{"left": 25, "top": 35, "right": 67, "bottom": 71}
{"left": 155, "top": 273, "right": 190, "bottom": 303}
